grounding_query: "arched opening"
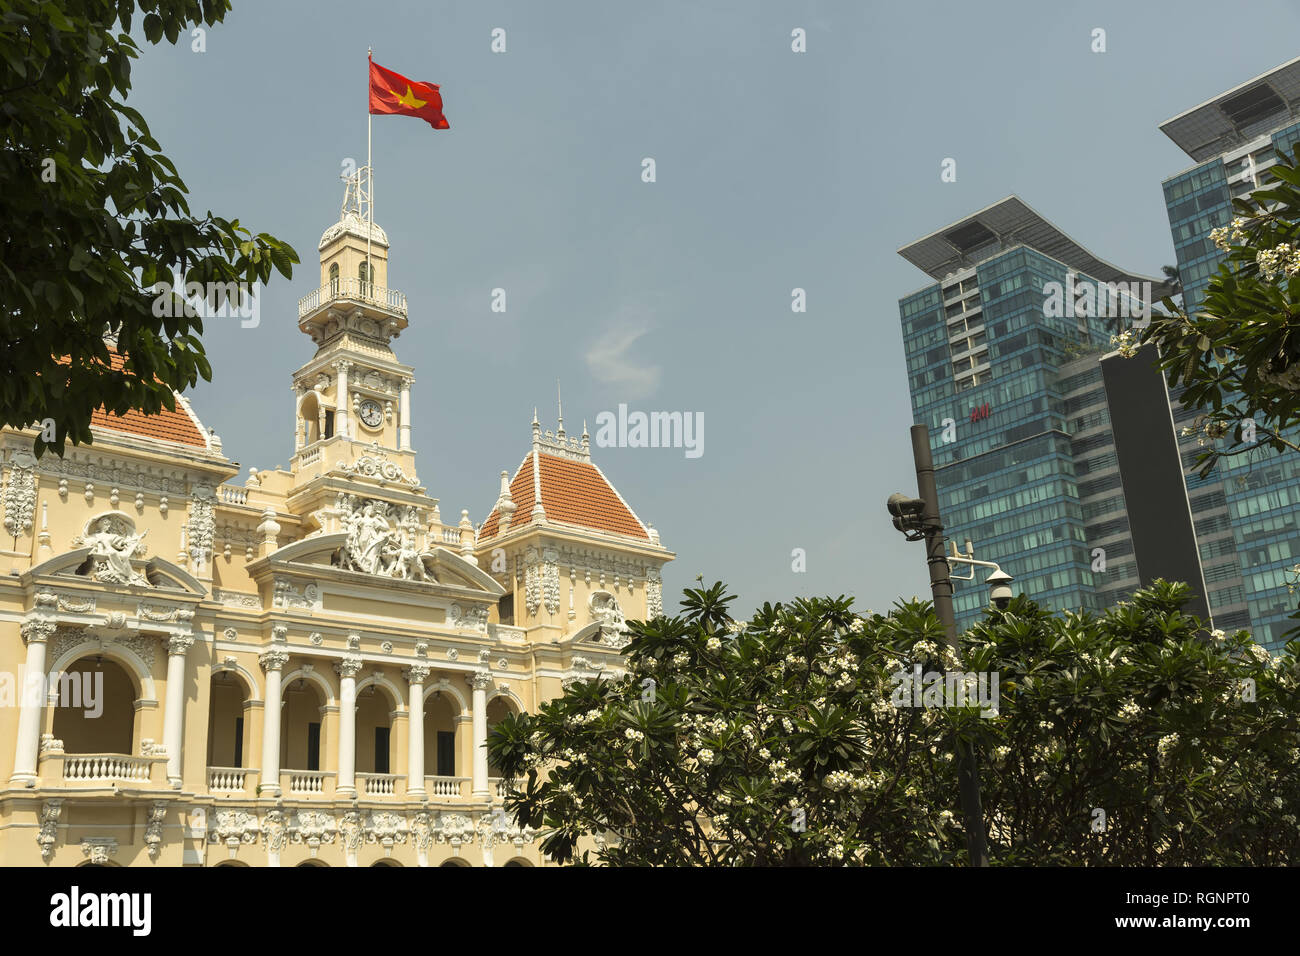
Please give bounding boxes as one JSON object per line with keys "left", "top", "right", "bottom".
{"left": 214, "top": 860, "right": 249, "bottom": 867}
{"left": 357, "top": 260, "right": 374, "bottom": 296}
{"left": 424, "top": 691, "right": 459, "bottom": 785}
{"left": 485, "top": 696, "right": 517, "bottom": 778}
{"left": 439, "top": 858, "right": 471, "bottom": 867}
{"left": 299, "top": 391, "right": 322, "bottom": 446}
{"left": 52, "top": 657, "right": 136, "bottom": 755}
{"left": 282, "top": 677, "right": 326, "bottom": 776}
{"left": 356, "top": 682, "right": 396, "bottom": 776}
{"left": 370, "top": 858, "right": 402, "bottom": 867}
{"left": 206, "top": 671, "right": 251, "bottom": 772}
{"left": 503, "top": 858, "right": 532, "bottom": 867}
{"left": 328, "top": 261, "right": 340, "bottom": 294}
{"left": 296, "top": 859, "right": 329, "bottom": 867}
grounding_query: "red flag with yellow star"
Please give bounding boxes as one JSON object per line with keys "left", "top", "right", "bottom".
{"left": 368, "top": 56, "right": 449, "bottom": 130}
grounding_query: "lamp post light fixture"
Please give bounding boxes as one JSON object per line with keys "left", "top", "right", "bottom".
{"left": 887, "top": 423, "right": 989, "bottom": 867}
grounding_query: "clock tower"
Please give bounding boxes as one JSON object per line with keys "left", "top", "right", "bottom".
{"left": 291, "top": 171, "right": 415, "bottom": 469}
{"left": 270, "top": 170, "right": 457, "bottom": 551}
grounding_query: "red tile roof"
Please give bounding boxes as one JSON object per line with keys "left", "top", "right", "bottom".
{"left": 86, "top": 350, "right": 209, "bottom": 448}
{"left": 479, "top": 451, "right": 649, "bottom": 541}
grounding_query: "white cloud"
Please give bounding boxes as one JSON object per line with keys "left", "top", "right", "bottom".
{"left": 584, "top": 308, "right": 661, "bottom": 399}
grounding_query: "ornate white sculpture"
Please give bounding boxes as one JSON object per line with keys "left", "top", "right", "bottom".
{"left": 144, "top": 801, "right": 167, "bottom": 861}
{"left": 74, "top": 514, "right": 149, "bottom": 586}
{"left": 334, "top": 497, "right": 438, "bottom": 581}
{"left": 186, "top": 486, "right": 215, "bottom": 569}
{"left": 209, "top": 808, "right": 260, "bottom": 848}
{"left": 80, "top": 838, "right": 118, "bottom": 864}
{"left": 365, "top": 810, "right": 409, "bottom": 848}
{"left": 3, "top": 451, "right": 36, "bottom": 537}
{"left": 37, "top": 800, "right": 63, "bottom": 860}
{"left": 288, "top": 809, "right": 337, "bottom": 851}
{"left": 646, "top": 568, "right": 663, "bottom": 619}
{"left": 449, "top": 603, "right": 489, "bottom": 632}
{"left": 542, "top": 549, "right": 560, "bottom": 615}
{"left": 431, "top": 812, "right": 476, "bottom": 847}
{"left": 589, "top": 590, "right": 630, "bottom": 649}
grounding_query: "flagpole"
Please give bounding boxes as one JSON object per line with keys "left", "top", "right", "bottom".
{"left": 367, "top": 48, "right": 373, "bottom": 300}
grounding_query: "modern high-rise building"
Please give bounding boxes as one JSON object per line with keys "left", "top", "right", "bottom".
{"left": 897, "top": 198, "right": 1176, "bottom": 631}
{"left": 1160, "top": 56, "right": 1300, "bottom": 647}
{"left": 894, "top": 57, "right": 1300, "bottom": 649}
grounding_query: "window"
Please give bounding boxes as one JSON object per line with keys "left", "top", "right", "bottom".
{"left": 358, "top": 260, "right": 374, "bottom": 294}
{"left": 498, "top": 594, "right": 514, "bottom": 626}
{"left": 306, "top": 722, "right": 321, "bottom": 772}
{"left": 374, "top": 727, "right": 391, "bottom": 774}
{"left": 437, "top": 731, "right": 455, "bottom": 777}
{"left": 328, "top": 262, "right": 339, "bottom": 292}
{"left": 324, "top": 409, "right": 335, "bottom": 439}
{"left": 234, "top": 717, "right": 244, "bottom": 768}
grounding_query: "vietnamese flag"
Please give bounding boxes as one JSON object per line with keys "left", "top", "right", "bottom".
{"left": 368, "top": 55, "right": 449, "bottom": 130}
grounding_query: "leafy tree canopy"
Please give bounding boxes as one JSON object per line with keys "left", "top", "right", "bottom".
{"left": 1140, "top": 144, "right": 1300, "bottom": 477}
{"left": 490, "top": 581, "right": 1300, "bottom": 866}
{"left": 0, "top": 0, "right": 298, "bottom": 456}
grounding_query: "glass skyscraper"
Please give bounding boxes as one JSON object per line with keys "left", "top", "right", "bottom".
{"left": 897, "top": 198, "right": 1165, "bottom": 630}
{"left": 1160, "top": 56, "right": 1300, "bottom": 647}
{"left": 894, "top": 58, "right": 1300, "bottom": 649}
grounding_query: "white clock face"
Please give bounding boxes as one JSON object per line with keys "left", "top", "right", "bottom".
{"left": 359, "top": 399, "right": 383, "bottom": 428}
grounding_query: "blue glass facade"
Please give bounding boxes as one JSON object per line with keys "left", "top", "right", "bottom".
{"left": 1162, "top": 118, "right": 1300, "bottom": 649}
{"left": 900, "top": 247, "right": 1125, "bottom": 630}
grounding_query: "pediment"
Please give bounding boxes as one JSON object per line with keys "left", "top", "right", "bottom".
{"left": 256, "top": 535, "right": 504, "bottom": 596}
{"left": 25, "top": 548, "right": 206, "bottom": 596}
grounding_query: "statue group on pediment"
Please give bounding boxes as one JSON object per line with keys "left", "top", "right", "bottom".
{"left": 72, "top": 514, "right": 149, "bottom": 586}
{"left": 334, "top": 498, "right": 437, "bottom": 583}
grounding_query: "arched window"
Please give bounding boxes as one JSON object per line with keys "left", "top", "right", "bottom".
{"left": 328, "top": 262, "right": 339, "bottom": 294}
{"left": 357, "top": 260, "right": 374, "bottom": 296}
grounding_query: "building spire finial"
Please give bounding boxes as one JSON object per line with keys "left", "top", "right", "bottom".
{"left": 556, "top": 380, "right": 565, "bottom": 439}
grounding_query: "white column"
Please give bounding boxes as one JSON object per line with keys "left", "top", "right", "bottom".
{"left": 398, "top": 377, "right": 412, "bottom": 450}
{"left": 336, "top": 361, "right": 351, "bottom": 438}
{"left": 336, "top": 655, "right": 362, "bottom": 796}
{"left": 161, "top": 633, "right": 195, "bottom": 787}
{"left": 10, "top": 620, "right": 53, "bottom": 785}
{"left": 258, "top": 650, "right": 289, "bottom": 797}
{"left": 405, "top": 665, "right": 430, "bottom": 797}
{"left": 469, "top": 670, "right": 491, "bottom": 798}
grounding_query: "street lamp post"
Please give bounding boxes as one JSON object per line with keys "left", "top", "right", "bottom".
{"left": 887, "top": 423, "right": 990, "bottom": 867}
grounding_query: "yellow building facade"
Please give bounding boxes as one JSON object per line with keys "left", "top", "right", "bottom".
{"left": 0, "top": 189, "right": 672, "bottom": 867}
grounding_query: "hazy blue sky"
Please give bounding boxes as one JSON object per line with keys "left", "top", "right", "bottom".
{"left": 124, "top": 0, "right": 1300, "bottom": 617}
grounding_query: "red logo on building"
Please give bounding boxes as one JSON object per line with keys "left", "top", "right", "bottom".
{"left": 969, "top": 403, "right": 991, "bottom": 423}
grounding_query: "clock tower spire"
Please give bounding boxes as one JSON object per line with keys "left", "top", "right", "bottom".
{"left": 289, "top": 171, "right": 416, "bottom": 473}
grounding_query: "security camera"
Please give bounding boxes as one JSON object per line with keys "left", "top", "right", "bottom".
{"left": 986, "top": 569, "right": 1014, "bottom": 609}
{"left": 886, "top": 493, "right": 927, "bottom": 538}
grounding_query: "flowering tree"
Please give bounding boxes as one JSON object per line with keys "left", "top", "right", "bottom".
{"left": 1138, "top": 144, "right": 1300, "bottom": 478}
{"left": 488, "top": 581, "right": 1300, "bottom": 865}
